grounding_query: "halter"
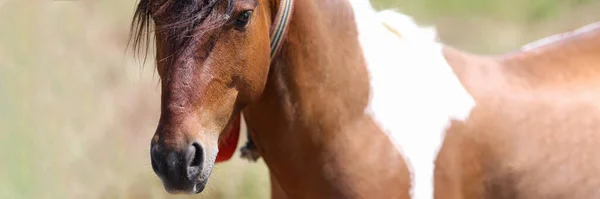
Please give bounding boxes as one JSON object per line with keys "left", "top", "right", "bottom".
{"left": 238, "top": 0, "right": 295, "bottom": 162}
{"left": 269, "top": 0, "right": 295, "bottom": 59}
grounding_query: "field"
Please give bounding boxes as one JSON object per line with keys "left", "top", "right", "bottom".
{"left": 0, "top": 0, "right": 598, "bottom": 198}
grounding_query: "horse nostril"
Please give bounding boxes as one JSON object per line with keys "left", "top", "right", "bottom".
{"left": 184, "top": 142, "right": 204, "bottom": 181}
{"left": 188, "top": 142, "right": 204, "bottom": 167}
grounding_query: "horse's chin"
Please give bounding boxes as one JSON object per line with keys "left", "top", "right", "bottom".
{"left": 161, "top": 171, "right": 211, "bottom": 195}
{"left": 191, "top": 181, "right": 208, "bottom": 194}
{"left": 162, "top": 182, "right": 206, "bottom": 195}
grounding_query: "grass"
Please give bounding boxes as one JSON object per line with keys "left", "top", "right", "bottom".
{"left": 0, "top": 0, "right": 598, "bottom": 198}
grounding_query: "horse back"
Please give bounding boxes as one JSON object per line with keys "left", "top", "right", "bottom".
{"left": 439, "top": 22, "right": 600, "bottom": 199}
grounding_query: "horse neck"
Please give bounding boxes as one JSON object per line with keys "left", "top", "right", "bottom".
{"left": 243, "top": 0, "right": 409, "bottom": 197}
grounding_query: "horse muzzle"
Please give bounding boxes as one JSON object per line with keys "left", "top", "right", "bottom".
{"left": 150, "top": 141, "right": 209, "bottom": 194}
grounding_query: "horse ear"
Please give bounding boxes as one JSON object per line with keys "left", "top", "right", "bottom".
{"left": 215, "top": 113, "right": 241, "bottom": 163}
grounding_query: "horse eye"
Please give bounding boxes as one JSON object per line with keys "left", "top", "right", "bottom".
{"left": 235, "top": 10, "right": 253, "bottom": 29}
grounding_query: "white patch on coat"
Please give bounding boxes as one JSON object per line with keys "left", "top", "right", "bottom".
{"left": 348, "top": 1, "right": 476, "bottom": 199}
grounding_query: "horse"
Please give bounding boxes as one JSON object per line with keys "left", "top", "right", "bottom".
{"left": 130, "top": 0, "right": 600, "bottom": 198}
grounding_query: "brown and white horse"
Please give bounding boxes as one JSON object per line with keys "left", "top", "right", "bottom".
{"left": 130, "top": 0, "right": 600, "bottom": 198}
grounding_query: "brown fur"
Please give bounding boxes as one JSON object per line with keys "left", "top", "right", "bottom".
{"left": 132, "top": 0, "right": 600, "bottom": 197}
{"left": 243, "top": 0, "right": 410, "bottom": 198}
{"left": 135, "top": 0, "right": 410, "bottom": 198}
{"left": 439, "top": 23, "right": 600, "bottom": 199}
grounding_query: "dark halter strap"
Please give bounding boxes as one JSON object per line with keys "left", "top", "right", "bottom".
{"left": 269, "top": 0, "right": 295, "bottom": 59}
{"left": 242, "top": 0, "right": 295, "bottom": 161}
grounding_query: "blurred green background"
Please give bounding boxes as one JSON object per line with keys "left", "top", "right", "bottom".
{"left": 0, "top": 0, "right": 598, "bottom": 198}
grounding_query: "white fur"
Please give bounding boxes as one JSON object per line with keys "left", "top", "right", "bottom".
{"left": 521, "top": 22, "right": 600, "bottom": 51}
{"left": 349, "top": 1, "right": 476, "bottom": 199}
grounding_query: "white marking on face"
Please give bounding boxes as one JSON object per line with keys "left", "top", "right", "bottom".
{"left": 349, "top": 1, "right": 476, "bottom": 199}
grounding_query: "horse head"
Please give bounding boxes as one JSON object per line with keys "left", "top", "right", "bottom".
{"left": 130, "top": 0, "right": 287, "bottom": 194}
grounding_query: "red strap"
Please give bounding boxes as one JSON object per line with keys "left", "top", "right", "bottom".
{"left": 215, "top": 114, "right": 241, "bottom": 163}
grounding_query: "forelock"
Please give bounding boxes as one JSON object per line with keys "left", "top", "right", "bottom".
{"left": 129, "top": 0, "right": 236, "bottom": 63}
